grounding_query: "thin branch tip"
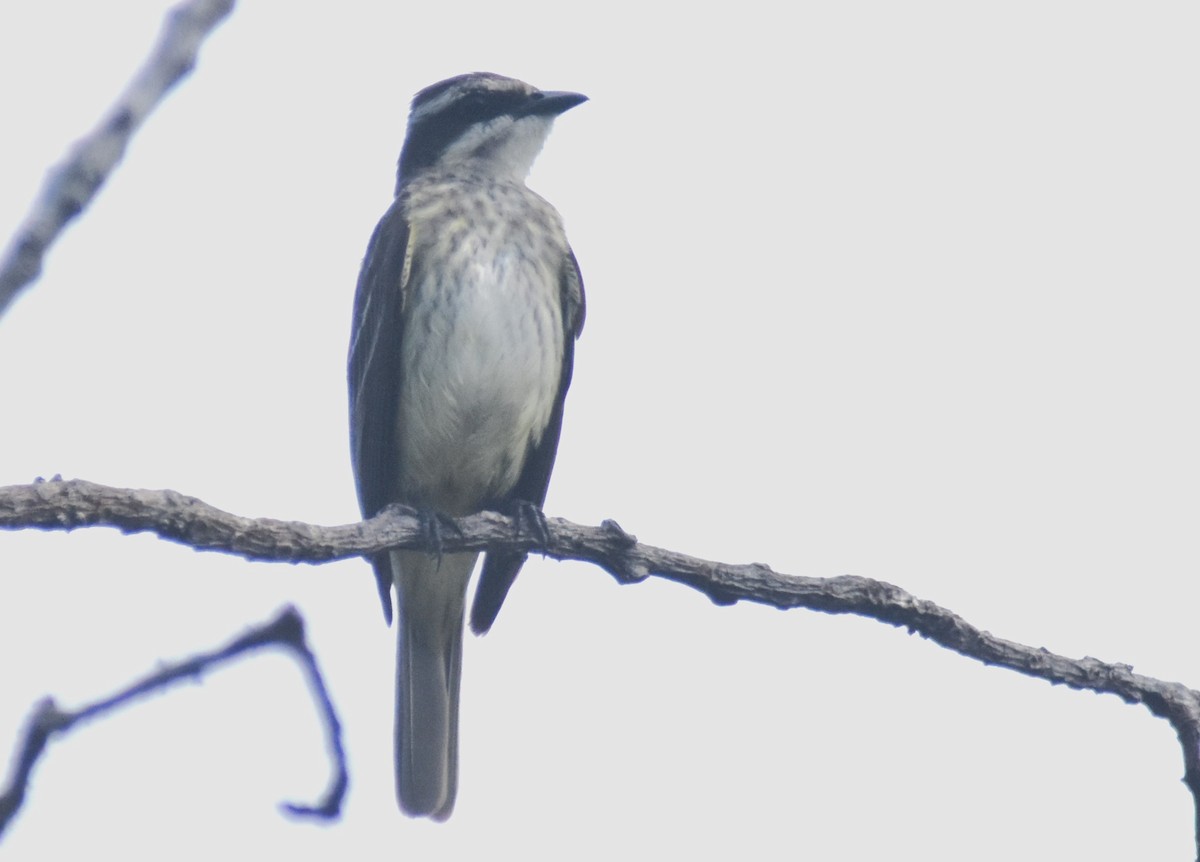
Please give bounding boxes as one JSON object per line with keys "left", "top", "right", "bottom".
{"left": 0, "top": 604, "right": 346, "bottom": 837}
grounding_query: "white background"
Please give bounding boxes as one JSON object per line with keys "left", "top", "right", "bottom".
{"left": 1, "top": 2, "right": 1198, "bottom": 859}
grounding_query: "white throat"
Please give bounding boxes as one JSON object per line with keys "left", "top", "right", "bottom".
{"left": 435, "top": 114, "right": 555, "bottom": 182}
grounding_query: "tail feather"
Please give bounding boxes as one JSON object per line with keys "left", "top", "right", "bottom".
{"left": 392, "top": 549, "right": 477, "bottom": 820}
{"left": 470, "top": 551, "right": 527, "bottom": 635}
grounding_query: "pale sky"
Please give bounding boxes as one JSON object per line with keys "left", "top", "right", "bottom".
{"left": 1, "top": 2, "right": 1198, "bottom": 859}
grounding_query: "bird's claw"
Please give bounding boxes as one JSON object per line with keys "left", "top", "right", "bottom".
{"left": 510, "top": 500, "right": 550, "bottom": 546}
{"left": 416, "top": 509, "right": 462, "bottom": 568}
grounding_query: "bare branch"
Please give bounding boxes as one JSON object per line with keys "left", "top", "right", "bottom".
{"left": 2, "top": 475, "right": 1200, "bottom": 849}
{"left": 0, "top": 605, "right": 346, "bottom": 839}
{"left": 0, "top": 0, "right": 236, "bottom": 316}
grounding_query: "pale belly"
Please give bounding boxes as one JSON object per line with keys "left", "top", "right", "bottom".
{"left": 396, "top": 254, "right": 564, "bottom": 515}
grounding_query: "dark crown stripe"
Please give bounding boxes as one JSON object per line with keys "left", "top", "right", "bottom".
{"left": 398, "top": 75, "right": 534, "bottom": 183}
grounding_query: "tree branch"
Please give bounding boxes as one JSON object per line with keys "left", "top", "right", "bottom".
{"left": 4, "top": 477, "right": 1200, "bottom": 851}
{"left": 0, "top": 0, "right": 235, "bottom": 316}
{"left": 0, "top": 604, "right": 347, "bottom": 839}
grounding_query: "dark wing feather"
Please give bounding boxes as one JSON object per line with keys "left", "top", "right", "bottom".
{"left": 470, "top": 248, "right": 586, "bottom": 634}
{"left": 348, "top": 197, "right": 413, "bottom": 625}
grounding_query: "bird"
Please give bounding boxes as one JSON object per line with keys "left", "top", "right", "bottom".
{"left": 347, "top": 72, "right": 586, "bottom": 821}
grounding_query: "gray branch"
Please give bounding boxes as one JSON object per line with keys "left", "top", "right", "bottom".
{"left": 0, "top": 604, "right": 347, "bottom": 839}
{"left": 0, "top": 0, "right": 236, "bottom": 316}
{"left": 3, "top": 476, "right": 1200, "bottom": 854}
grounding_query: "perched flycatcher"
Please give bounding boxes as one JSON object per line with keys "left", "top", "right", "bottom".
{"left": 348, "top": 72, "right": 586, "bottom": 820}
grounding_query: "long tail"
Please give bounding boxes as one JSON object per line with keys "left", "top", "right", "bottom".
{"left": 391, "top": 549, "right": 477, "bottom": 820}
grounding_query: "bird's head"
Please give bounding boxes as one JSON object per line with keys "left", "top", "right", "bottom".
{"left": 396, "top": 72, "right": 587, "bottom": 189}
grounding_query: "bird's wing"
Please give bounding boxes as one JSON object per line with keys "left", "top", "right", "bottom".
{"left": 470, "top": 248, "right": 586, "bottom": 634}
{"left": 348, "top": 196, "right": 414, "bottom": 625}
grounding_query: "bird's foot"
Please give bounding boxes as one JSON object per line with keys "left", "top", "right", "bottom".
{"left": 415, "top": 508, "right": 463, "bottom": 569}
{"left": 508, "top": 499, "right": 550, "bottom": 547}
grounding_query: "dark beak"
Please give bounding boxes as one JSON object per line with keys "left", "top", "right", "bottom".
{"left": 521, "top": 90, "right": 588, "bottom": 118}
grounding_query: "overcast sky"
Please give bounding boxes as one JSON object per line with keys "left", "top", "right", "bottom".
{"left": 2, "top": 2, "right": 1199, "bottom": 859}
